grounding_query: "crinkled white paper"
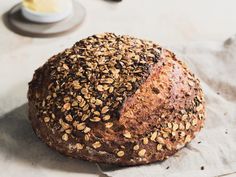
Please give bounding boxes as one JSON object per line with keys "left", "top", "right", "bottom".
{"left": 1, "top": 38, "right": 236, "bottom": 177}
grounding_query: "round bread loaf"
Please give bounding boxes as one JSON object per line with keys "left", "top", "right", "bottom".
{"left": 28, "top": 33, "right": 205, "bottom": 166}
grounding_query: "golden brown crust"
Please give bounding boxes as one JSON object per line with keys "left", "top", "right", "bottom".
{"left": 28, "top": 33, "right": 205, "bottom": 166}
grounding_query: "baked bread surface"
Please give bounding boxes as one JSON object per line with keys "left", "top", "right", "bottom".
{"left": 28, "top": 33, "right": 205, "bottom": 166}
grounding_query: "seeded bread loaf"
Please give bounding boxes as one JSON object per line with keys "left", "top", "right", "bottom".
{"left": 28, "top": 33, "right": 205, "bottom": 166}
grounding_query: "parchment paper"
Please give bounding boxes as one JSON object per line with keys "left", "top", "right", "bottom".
{"left": 98, "top": 37, "right": 236, "bottom": 177}
{"left": 1, "top": 37, "right": 236, "bottom": 177}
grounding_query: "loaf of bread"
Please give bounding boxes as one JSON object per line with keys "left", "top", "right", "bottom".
{"left": 28, "top": 33, "right": 205, "bottom": 166}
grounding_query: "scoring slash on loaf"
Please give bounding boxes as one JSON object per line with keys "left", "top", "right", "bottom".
{"left": 28, "top": 33, "right": 205, "bottom": 166}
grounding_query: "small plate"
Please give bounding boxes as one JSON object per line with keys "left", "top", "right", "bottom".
{"left": 4, "top": 1, "right": 86, "bottom": 37}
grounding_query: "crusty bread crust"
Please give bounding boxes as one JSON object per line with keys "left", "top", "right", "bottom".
{"left": 28, "top": 33, "right": 205, "bottom": 166}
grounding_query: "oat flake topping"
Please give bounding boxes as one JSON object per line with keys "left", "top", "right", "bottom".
{"left": 35, "top": 33, "right": 161, "bottom": 141}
